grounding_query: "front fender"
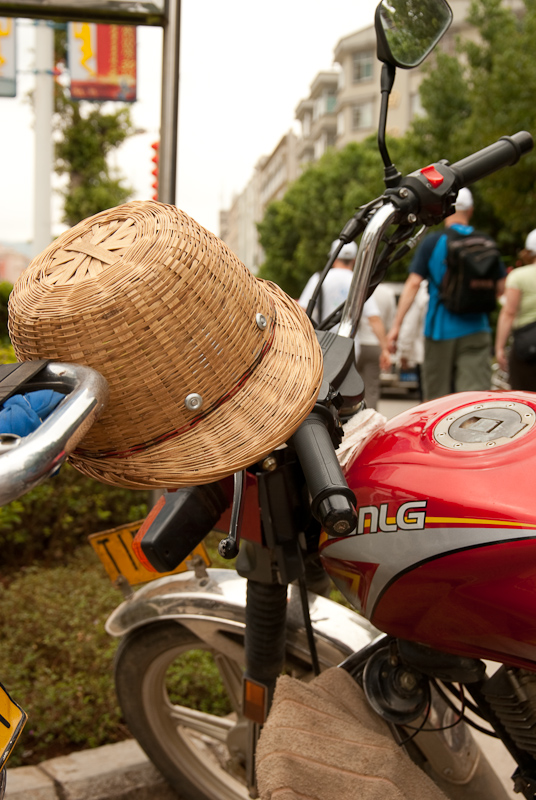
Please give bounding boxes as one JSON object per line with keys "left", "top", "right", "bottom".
{"left": 105, "top": 567, "right": 381, "bottom": 669}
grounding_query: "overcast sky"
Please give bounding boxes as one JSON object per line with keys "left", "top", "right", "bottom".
{"left": 0, "top": 0, "right": 378, "bottom": 247}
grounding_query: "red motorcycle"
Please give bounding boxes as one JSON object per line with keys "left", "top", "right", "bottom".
{"left": 4, "top": 0, "right": 536, "bottom": 798}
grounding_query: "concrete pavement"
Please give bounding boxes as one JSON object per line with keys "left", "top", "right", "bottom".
{"left": 5, "top": 740, "right": 180, "bottom": 800}
{"left": 5, "top": 730, "right": 518, "bottom": 799}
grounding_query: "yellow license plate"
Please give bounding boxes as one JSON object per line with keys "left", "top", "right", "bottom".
{"left": 0, "top": 683, "right": 26, "bottom": 771}
{"left": 89, "top": 521, "right": 210, "bottom": 586}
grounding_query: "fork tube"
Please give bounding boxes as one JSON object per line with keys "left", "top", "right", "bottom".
{"left": 338, "top": 202, "right": 397, "bottom": 339}
{"left": 243, "top": 578, "right": 288, "bottom": 797}
{"left": 245, "top": 579, "right": 288, "bottom": 699}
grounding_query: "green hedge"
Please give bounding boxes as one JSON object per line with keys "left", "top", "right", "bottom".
{"left": 0, "top": 549, "right": 125, "bottom": 765}
{"left": 0, "top": 464, "right": 149, "bottom": 570}
{"left": 1, "top": 537, "right": 232, "bottom": 767}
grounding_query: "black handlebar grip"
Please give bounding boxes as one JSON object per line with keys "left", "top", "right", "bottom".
{"left": 450, "top": 131, "right": 533, "bottom": 188}
{"left": 292, "top": 411, "right": 357, "bottom": 536}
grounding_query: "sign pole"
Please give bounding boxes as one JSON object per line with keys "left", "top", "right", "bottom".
{"left": 33, "top": 20, "right": 54, "bottom": 256}
{"left": 159, "top": 0, "right": 180, "bottom": 205}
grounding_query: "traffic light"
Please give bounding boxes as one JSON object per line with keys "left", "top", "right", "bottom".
{"left": 151, "top": 141, "right": 159, "bottom": 200}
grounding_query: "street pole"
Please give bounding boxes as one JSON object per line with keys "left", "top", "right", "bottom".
{"left": 159, "top": 0, "right": 180, "bottom": 204}
{"left": 33, "top": 19, "right": 54, "bottom": 257}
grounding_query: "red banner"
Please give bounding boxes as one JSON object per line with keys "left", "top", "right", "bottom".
{"left": 68, "top": 22, "right": 136, "bottom": 102}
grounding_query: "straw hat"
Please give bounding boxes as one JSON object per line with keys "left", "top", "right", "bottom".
{"left": 8, "top": 201, "right": 323, "bottom": 489}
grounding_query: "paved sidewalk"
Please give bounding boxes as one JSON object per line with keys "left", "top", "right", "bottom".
{"left": 5, "top": 739, "right": 180, "bottom": 800}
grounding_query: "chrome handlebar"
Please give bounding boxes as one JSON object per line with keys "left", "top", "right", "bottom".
{"left": 338, "top": 201, "right": 398, "bottom": 339}
{"left": 0, "top": 362, "right": 109, "bottom": 506}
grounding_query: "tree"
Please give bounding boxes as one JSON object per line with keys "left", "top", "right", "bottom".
{"left": 408, "top": 0, "right": 536, "bottom": 254}
{"left": 405, "top": 49, "right": 471, "bottom": 167}
{"left": 53, "top": 30, "right": 135, "bottom": 227}
{"left": 257, "top": 138, "right": 390, "bottom": 297}
{"left": 460, "top": 0, "right": 536, "bottom": 246}
{"left": 258, "top": 0, "right": 536, "bottom": 293}
{"left": 0, "top": 282, "right": 12, "bottom": 343}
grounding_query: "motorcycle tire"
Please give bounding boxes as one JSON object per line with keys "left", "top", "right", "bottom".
{"left": 115, "top": 621, "right": 511, "bottom": 800}
{"left": 114, "top": 620, "right": 257, "bottom": 800}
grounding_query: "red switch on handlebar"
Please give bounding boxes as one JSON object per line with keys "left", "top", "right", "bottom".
{"left": 420, "top": 165, "right": 444, "bottom": 188}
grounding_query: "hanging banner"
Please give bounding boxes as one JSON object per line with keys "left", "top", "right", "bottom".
{"left": 68, "top": 22, "right": 136, "bottom": 102}
{"left": 0, "top": 17, "right": 16, "bottom": 97}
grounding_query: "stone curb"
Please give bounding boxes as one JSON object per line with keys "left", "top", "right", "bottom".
{"left": 5, "top": 739, "right": 180, "bottom": 800}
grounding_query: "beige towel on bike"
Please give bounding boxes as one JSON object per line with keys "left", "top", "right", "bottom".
{"left": 256, "top": 666, "right": 448, "bottom": 800}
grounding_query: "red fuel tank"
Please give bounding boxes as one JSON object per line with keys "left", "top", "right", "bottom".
{"left": 320, "top": 391, "right": 536, "bottom": 670}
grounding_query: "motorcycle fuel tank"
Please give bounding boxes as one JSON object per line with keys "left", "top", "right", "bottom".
{"left": 320, "top": 391, "right": 536, "bottom": 670}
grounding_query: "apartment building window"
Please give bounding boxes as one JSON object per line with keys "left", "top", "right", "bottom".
{"left": 352, "top": 101, "right": 373, "bottom": 131}
{"left": 353, "top": 51, "right": 373, "bottom": 83}
{"left": 313, "top": 89, "right": 337, "bottom": 120}
{"left": 326, "top": 88, "right": 337, "bottom": 113}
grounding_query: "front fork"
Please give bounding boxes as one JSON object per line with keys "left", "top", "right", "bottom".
{"left": 242, "top": 577, "right": 288, "bottom": 796}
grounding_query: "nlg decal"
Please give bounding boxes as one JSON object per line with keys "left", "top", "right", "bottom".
{"left": 357, "top": 501, "right": 427, "bottom": 534}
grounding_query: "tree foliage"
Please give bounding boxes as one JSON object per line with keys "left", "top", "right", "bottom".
{"left": 258, "top": 0, "right": 536, "bottom": 292}
{"left": 0, "top": 282, "right": 12, "bottom": 343}
{"left": 53, "top": 30, "right": 135, "bottom": 227}
{"left": 257, "top": 139, "right": 388, "bottom": 297}
{"left": 408, "top": 0, "right": 536, "bottom": 253}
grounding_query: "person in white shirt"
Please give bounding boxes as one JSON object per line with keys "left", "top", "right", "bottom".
{"left": 395, "top": 280, "right": 428, "bottom": 401}
{"left": 357, "top": 283, "right": 396, "bottom": 409}
{"left": 298, "top": 242, "right": 391, "bottom": 403}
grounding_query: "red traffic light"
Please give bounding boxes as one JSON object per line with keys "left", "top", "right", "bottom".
{"left": 150, "top": 141, "right": 159, "bottom": 200}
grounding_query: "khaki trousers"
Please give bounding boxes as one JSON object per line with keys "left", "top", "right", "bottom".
{"left": 423, "top": 331, "right": 492, "bottom": 400}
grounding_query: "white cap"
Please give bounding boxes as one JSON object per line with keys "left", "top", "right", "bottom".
{"left": 330, "top": 240, "right": 358, "bottom": 261}
{"left": 455, "top": 187, "right": 474, "bottom": 211}
{"left": 525, "top": 229, "right": 536, "bottom": 253}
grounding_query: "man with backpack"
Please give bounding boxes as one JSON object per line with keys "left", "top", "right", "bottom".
{"left": 387, "top": 188, "right": 506, "bottom": 400}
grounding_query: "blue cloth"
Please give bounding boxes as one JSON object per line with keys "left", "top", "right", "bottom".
{"left": 0, "top": 390, "right": 64, "bottom": 437}
{"left": 410, "top": 224, "right": 506, "bottom": 341}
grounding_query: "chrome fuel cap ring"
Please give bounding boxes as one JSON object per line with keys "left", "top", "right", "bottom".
{"left": 433, "top": 400, "right": 536, "bottom": 451}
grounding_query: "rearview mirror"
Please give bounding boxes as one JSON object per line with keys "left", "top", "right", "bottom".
{"left": 375, "top": 0, "right": 453, "bottom": 69}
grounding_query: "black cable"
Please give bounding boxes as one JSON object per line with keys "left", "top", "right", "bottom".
{"left": 305, "top": 247, "right": 341, "bottom": 321}
{"left": 431, "top": 679, "right": 499, "bottom": 738}
{"left": 297, "top": 576, "right": 321, "bottom": 677}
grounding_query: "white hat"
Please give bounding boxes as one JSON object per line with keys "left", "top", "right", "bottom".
{"left": 525, "top": 229, "right": 536, "bottom": 253}
{"left": 455, "top": 187, "right": 474, "bottom": 212}
{"left": 330, "top": 240, "right": 358, "bottom": 261}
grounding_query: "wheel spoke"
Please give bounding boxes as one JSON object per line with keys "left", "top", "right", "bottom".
{"left": 168, "top": 703, "right": 236, "bottom": 742}
{"left": 214, "top": 653, "right": 244, "bottom": 713}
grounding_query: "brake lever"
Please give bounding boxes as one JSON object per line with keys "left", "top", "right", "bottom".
{"left": 218, "top": 470, "right": 246, "bottom": 559}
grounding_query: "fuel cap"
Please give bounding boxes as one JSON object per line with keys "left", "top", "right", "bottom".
{"left": 433, "top": 400, "right": 536, "bottom": 451}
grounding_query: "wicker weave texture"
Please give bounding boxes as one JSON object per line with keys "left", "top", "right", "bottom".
{"left": 9, "top": 201, "right": 323, "bottom": 488}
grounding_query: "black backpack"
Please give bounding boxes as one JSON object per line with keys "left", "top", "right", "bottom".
{"left": 440, "top": 228, "right": 503, "bottom": 315}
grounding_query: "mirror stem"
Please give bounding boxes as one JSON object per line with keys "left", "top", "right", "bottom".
{"left": 378, "top": 63, "right": 402, "bottom": 188}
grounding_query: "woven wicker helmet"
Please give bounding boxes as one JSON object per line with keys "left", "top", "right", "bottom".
{"left": 8, "top": 201, "right": 323, "bottom": 489}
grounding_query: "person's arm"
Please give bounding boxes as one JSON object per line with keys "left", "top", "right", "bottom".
{"left": 495, "top": 286, "right": 521, "bottom": 371}
{"left": 387, "top": 273, "right": 423, "bottom": 352}
{"left": 368, "top": 315, "right": 391, "bottom": 371}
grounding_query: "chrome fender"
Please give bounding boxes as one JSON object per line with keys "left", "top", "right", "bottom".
{"left": 105, "top": 567, "right": 381, "bottom": 669}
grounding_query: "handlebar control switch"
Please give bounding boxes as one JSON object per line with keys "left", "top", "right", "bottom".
{"left": 419, "top": 165, "right": 444, "bottom": 188}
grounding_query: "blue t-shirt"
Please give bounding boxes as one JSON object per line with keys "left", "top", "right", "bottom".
{"left": 410, "top": 224, "right": 505, "bottom": 341}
